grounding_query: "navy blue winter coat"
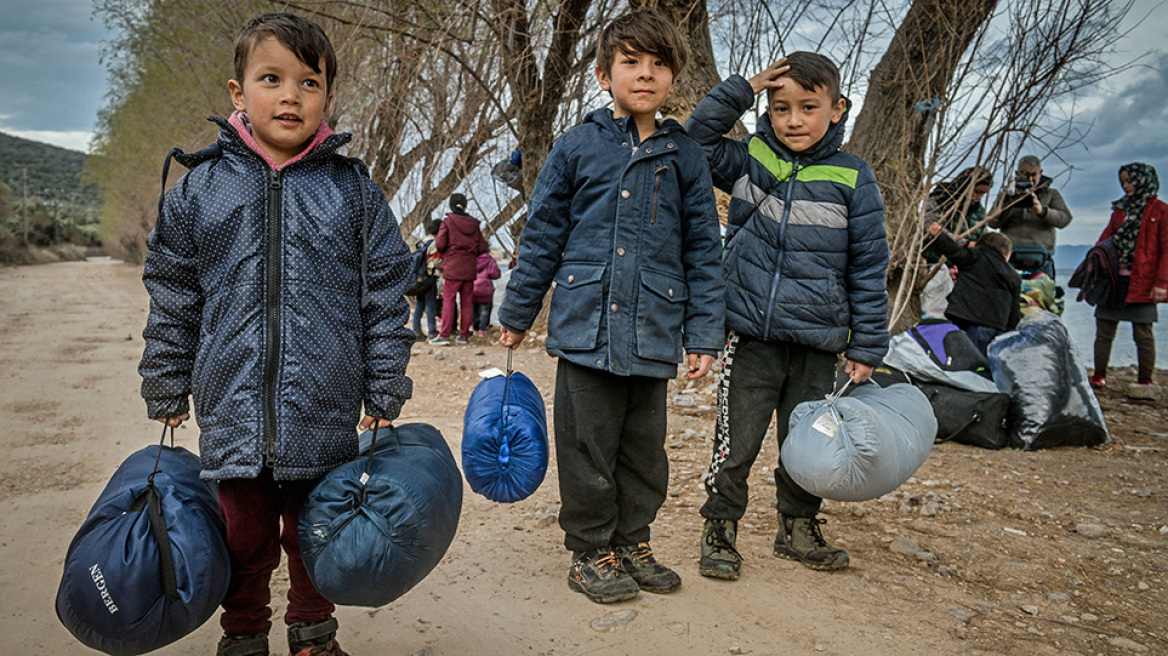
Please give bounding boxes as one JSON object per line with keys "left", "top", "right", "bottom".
{"left": 499, "top": 109, "right": 725, "bottom": 379}
{"left": 139, "top": 116, "right": 414, "bottom": 481}
{"left": 685, "top": 75, "right": 890, "bottom": 366}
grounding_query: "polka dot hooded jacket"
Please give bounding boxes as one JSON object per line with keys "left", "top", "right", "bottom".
{"left": 139, "top": 114, "right": 414, "bottom": 481}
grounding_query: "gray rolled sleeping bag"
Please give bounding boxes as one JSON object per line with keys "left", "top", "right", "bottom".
{"left": 783, "top": 383, "right": 937, "bottom": 502}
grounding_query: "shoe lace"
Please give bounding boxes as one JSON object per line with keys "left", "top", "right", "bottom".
{"left": 705, "top": 522, "right": 740, "bottom": 557}
{"left": 628, "top": 542, "right": 657, "bottom": 564}
{"left": 807, "top": 517, "right": 830, "bottom": 547}
{"left": 592, "top": 550, "right": 621, "bottom": 574}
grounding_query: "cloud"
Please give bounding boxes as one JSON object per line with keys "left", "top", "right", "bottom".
{"left": 1055, "top": 51, "right": 1168, "bottom": 245}
{"left": 0, "top": 0, "right": 109, "bottom": 134}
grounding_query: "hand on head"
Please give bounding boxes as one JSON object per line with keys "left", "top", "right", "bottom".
{"left": 748, "top": 59, "right": 791, "bottom": 95}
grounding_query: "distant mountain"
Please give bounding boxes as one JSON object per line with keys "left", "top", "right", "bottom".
{"left": 1054, "top": 243, "right": 1090, "bottom": 274}
{"left": 0, "top": 132, "right": 100, "bottom": 207}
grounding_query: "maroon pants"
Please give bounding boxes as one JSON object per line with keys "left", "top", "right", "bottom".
{"left": 217, "top": 471, "right": 334, "bottom": 636}
{"left": 440, "top": 278, "right": 475, "bottom": 339}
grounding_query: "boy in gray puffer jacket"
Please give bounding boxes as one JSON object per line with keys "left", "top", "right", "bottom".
{"left": 685, "top": 51, "right": 889, "bottom": 579}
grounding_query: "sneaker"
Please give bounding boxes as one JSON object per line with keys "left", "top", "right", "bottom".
{"left": 216, "top": 634, "right": 268, "bottom": 656}
{"left": 774, "top": 514, "right": 850, "bottom": 571}
{"left": 615, "top": 542, "right": 682, "bottom": 593}
{"left": 428, "top": 336, "right": 451, "bottom": 346}
{"left": 1088, "top": 374, "right": 1106, "bottom": 389}
{"left": 477, "top": 330, "right": 487, "bottom": 337}
{"left": 699, "top": 518, "right": 742, "bottom": 580}
{"left": 288, "top": 617, "right": 348, "bottom": 656}
{"left": 455, "top": 336, "right": 470, "bottom": 345}
{"left": 568, "top": 548, "right": 640, "bottom": 603}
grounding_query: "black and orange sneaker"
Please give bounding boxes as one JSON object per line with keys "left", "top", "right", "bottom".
{"left": 614, "top": 542, "right": 682, "bottom": 593}
{"left": 288, "top": 617, "right": 348, "bottom": 656}
{"left": 568, "top": 548, "right": 640, "bottom": 603}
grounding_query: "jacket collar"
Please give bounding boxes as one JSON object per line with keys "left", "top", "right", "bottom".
{"left": 755, "top": 96, "right": 851, "bottom": 163}
{"left": 583, "top": 108, "right": 682, "bottom": 145}
{"left": 209, "top": 113, "right": 352, "bottom": 170}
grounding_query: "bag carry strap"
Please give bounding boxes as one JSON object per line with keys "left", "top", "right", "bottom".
{"left": 129, "top": 424, "right": 179, "bottom": 602}
{"left": 497, "top": 349, "right": 515, "bottom": 466}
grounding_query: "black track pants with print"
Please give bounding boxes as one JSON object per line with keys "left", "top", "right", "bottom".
{"left": 701, "top": 333, "right": 836, "bottom": 520}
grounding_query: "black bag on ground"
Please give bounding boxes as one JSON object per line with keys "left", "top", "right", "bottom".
{"left": 917, "top": 382, "right": 1011, "bottom": 450}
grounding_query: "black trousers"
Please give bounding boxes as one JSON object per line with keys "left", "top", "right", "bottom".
{"left": 702, "top": 333, "right": 837, "bottom": 520}
{"left": 553, "top": 359, "right": 668, "bottom": 553}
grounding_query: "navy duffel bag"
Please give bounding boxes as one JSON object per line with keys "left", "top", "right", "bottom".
{"left": 56, "top": 429, "right": 230, "bottom": 656}
{"left": 299, "top": 423, "right": 462, "bottom": 607}
{"left": 461, "top": 370, "right": 548, "bottom": 503}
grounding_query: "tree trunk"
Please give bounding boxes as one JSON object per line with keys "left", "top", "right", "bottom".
{"left": 847, "top": 0, "right": 999, "bottom": 333}
{"left": 632, "top": 0, "right": 722, "bottom": 122}
{"left": 848, "top": 0, "right": 1000, "bottom": 237}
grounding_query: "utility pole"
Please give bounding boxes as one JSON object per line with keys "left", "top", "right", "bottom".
{"left": 14, "top": 165, "right": 30, "bottom": 245}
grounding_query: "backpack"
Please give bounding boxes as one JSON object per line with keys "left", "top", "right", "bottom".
{"left": 404, "top": 239, "right": 438, "bottom": 297}
{"left": 909, "top": 319, "right": 991, "bottom": 377}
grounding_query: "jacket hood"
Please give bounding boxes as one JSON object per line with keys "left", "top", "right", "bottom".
{"left": 756, "top": 95, "right": 851, "bottom": 162}
{"left": 583, "top": 108, "right": 683, "bottom": 143}
{"left": 445, "top": 212, "right": 482, "bottom": 235}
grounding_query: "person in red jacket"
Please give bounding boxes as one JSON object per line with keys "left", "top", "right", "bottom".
{"left": 431, "top": 193, "right": 488, "bottom": 344}
{"left": 1089, "top": 163, "right": 1168, "bottom": 395}
{"left": 472, "top": 251, "right": 502, "bottom": 336}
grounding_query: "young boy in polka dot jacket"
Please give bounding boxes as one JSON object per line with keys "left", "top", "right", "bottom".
{"left": 137, "top": 13, "right": 413, "bottom": 656}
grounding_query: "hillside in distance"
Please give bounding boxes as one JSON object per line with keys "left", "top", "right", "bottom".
{"left": 0, "top": 132, "right": 100, "bottom": 207}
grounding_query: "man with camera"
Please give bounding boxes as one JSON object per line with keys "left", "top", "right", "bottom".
{"left": 988, "top": 155, "right": 1073, "bottom": 279}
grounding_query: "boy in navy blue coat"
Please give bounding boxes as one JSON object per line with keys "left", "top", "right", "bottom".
{"left": 498, "top": 10, "right": 724, "bottom": 604}
{"left": 138, "top": 13, "right": 413, "bottom": 656}
{"left": 685, "top": 52, "right": 889, "bottom": 579}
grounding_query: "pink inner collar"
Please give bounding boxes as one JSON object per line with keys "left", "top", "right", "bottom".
{"left": 228, "top": 110, "right": 335, "bottom": 170}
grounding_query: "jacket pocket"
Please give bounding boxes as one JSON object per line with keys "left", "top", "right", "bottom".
{"left": 635, "top": 268, "right": 689, "bottom": 363}
{"left": 546, "top": 263, "right": 606, "bottom": 351}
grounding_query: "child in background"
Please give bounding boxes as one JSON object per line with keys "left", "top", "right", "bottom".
{"left": 411, "top": 219, "right": 441, "bottom": 340}
{"left": 926, "top": 223, "right": 1021, "bottom": 355}
{"left": 138, "top": 13, "right": 413, "bottom": 656}
{"left": 685, "top": 52, "right": 889, "bottom": 579}
{"left": 472, "top": 250, "right": 501, "bottom": 336}
{"left": 498, "top": 10, "right": 724, "bottom": 604}
{"left": 432, "top": 193, "right": 488, "bottom": 345}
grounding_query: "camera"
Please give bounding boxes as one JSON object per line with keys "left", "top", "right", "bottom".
{"left": 1005, "top": 170, "right": 1035, "bottom": 206}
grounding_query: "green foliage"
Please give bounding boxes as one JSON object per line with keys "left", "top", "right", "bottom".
{"left": 0, "top": 133, "right": 101, "bottom": 208}
{"left": 88, "top": 0, "right": 272, "bottom": 262}
{"left": 0, "top": 135, "right": 103, "bottom": 256}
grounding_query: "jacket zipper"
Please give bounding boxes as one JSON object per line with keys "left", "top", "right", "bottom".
{"left": 651, "top": 164, "right": 668, "bottom": 224}
{"left": 263, "top": 168, "right": 283, "bottom": 469}
{"left": 762, "top": 157, "right": 799, "bottom": 337}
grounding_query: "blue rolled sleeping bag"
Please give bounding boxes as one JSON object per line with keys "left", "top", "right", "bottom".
{"left": 55, "top": 443, "right": 230, "bottom": 656}
{"left": 461, "top": 371, "right": 548, "bottom": 502}
{"left": 299, "top": 423, "right": 462, "bottom": 607}
{"left": 783, "top": 383, "right": 937, "bottom": 502}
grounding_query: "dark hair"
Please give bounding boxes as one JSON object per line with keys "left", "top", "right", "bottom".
{"left": 426, "top": 219, "right": 441, "bottom": 236}
{"left": 449, "top": 193, "right": 467, "bottom": 213}
{"left": 977, "top": 232, "right": 1012, "bottom": 258}
{"left": 779, "top": 51, "right": 841, "bottom": 101}
{"left": 595, "top": 10, "right": 687, "bottom": 78}
{"left": 930, "top": 166, "right": 994, "bottom": 212}
{"left": 234, "top": 12, "right": 337, "bottom": 95}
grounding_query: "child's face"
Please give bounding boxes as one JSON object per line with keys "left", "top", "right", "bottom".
{"left": 228, "top": 36, "right": 332, "bottom": 166}
{"left": 595, "top": 48, "right": 676, "bottom": 123}
{"left": 766, "top": 80, "right": 845, "bottom": 154}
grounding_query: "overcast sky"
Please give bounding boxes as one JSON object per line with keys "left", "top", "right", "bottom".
{"left": 1, "top": 0, "right": 1164, "bottom": 245}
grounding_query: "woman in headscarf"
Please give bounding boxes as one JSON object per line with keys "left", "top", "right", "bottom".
{"left": 1089, "top": 163, "right": 1168, "bottom": 394}
{"left": 922, "top": 166, "right": 995, "bottom": 263}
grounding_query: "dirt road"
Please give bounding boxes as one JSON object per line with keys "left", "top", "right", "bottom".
{"left": 1, "top": 259, "right": 1165, "bottom": 655}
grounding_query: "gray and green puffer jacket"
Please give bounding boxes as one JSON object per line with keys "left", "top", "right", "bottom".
{"left": 685, "top": 75, "right": 889, "bottom": 366}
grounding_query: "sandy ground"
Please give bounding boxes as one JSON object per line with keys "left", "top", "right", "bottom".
{"left": 1, "top": 258, "right": 1166, "bottom": 656}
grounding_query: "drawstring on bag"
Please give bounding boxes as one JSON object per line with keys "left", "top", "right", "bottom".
{"left": 497, "top": 349, "right": 515, "bottom": 470}
{"left": 130, "top": 423, "right": 179, "bottom": 602}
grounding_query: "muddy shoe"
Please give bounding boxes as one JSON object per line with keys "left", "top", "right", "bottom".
{"left": 699, "top": 518, "right": 742, "bottom": 580}
{"left": 774, "top": 514, "right": 849, "bottom": 571}
{"left": 288, "top": 617, "right": 348, "bottom": 656}
{"left": 615, "top": 542, "right": 682, "bottom": 593}
{"left": 216, "top": 634, "right": 268, "bottom": 656}
{"left": 568, "top": 548, "right": 640, "bottom": 603}
{"left": 1127, "top": 381, "right": 1159, "bottom": 400}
